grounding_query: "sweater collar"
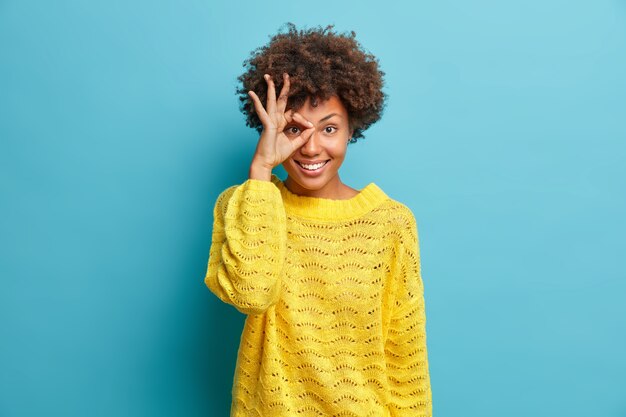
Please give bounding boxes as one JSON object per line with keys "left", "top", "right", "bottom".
{"left": 270, "top": 174, "right": 388, "bottom": 221}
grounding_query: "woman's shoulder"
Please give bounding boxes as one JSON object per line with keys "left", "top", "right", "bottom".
{"left": 372, "top": 189, "right": 416, "bottom": 218}
{"left": 372, "top": 193, "right": 418, "bottom": 233}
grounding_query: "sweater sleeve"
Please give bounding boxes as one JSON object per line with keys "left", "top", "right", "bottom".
{"left": 385, "top": 209, "right": 433, "bottom": 417}
{"left": 204, "top": 178, "right": 287, "bottom": 315}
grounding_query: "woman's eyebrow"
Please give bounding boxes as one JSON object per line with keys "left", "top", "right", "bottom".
{"left": 290, "top": 113, "right": 341, "bottom": 126}
{"left": 318, "top": 113, "right": 341, "bottom": 122}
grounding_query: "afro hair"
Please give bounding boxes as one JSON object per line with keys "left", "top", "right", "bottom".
{"left": 236, "top": 22, "right": 387, "bottom": 143}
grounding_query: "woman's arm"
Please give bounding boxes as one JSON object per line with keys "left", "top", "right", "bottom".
{"left": 204, "top": 177, "right": 287, "bottom": 315}
{"left": 205, "top": 71, "right": 313, "bottom": 315}
{"left": 385, "top": 209, "right": 433, "bottom": 416}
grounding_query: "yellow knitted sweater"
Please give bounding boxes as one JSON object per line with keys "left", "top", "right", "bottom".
{"left": 205, "top": 174, "right": 432, "bottom": 417}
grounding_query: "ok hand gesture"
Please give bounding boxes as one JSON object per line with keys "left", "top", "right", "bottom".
{"left": 248, "top": 73, "right": 315, "bottom": 174}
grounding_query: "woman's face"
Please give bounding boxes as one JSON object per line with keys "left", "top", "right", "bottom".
{"left": 281, "top": 95, "right": 353, "bottom": 199}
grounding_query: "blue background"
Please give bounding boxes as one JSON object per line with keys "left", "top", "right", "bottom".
{"left": 1, "top": 0, "right": 625, "bottom": 416}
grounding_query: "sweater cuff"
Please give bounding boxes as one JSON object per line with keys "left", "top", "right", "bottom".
{"left": 242, "top": 177, "right": 280, "bottom": 192}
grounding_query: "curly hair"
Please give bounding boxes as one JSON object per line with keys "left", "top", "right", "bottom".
{"left": 236, "top": 22, "right": 387, "bottom": 143}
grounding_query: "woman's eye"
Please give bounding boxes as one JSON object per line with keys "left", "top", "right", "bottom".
{"left": 324, "top": 126, "right": 337, "bottom": 134}
{"left": 285, "top": 126, "right": 300, "bottom": 135}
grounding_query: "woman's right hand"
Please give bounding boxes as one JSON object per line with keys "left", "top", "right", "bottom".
{"left": 247, "top": 73, "right": 315, "bottom": 174}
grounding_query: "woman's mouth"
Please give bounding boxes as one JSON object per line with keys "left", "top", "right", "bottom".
{"left": 295, "top": 159, "right": 330, "bottom": 176}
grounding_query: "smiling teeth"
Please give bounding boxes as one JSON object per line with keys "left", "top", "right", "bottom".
{"left": 299, "top": 161, "right": 328, "bottom": 170}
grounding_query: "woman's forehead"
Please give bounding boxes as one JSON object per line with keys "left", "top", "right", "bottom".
{"left": 290, "top": 95, "right": 348, "bottom": 118}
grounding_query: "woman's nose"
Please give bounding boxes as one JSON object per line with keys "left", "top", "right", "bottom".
{"left": 301, "top": 130, "right": 321, "bottom": 155}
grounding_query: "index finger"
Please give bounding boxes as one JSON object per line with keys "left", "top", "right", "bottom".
{"left": 276, "top": 73, "right": 290, "bottom": 115}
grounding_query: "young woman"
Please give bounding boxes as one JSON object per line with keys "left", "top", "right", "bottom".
{"left": 205, "top": 23, "right": 432, "bottom": 416}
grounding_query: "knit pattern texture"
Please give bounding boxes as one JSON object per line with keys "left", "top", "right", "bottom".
{"left": 205, "top": 174, "right": 432, "bottom": 417}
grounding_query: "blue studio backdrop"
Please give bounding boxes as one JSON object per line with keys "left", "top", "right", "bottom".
{"left": 1, "top": 1, "right": 625, "bottom": 416}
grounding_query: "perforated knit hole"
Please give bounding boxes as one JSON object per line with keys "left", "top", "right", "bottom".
{"left": 295, "top": 321, "right": 322, "bottom": 330}
{"left": 332, "top": 393, "right": 360, "bottom": 405}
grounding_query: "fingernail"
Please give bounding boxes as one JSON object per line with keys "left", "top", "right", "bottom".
{"left": 264, "top": 74, "right": 269, "bottom": 79}
{"left": 307, "top": 121, "right": 314, "bottom": 127}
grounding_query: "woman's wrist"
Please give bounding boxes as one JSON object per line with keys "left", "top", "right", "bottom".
{"left": 249, "top": 160, "right": 273, "bottom": 181}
